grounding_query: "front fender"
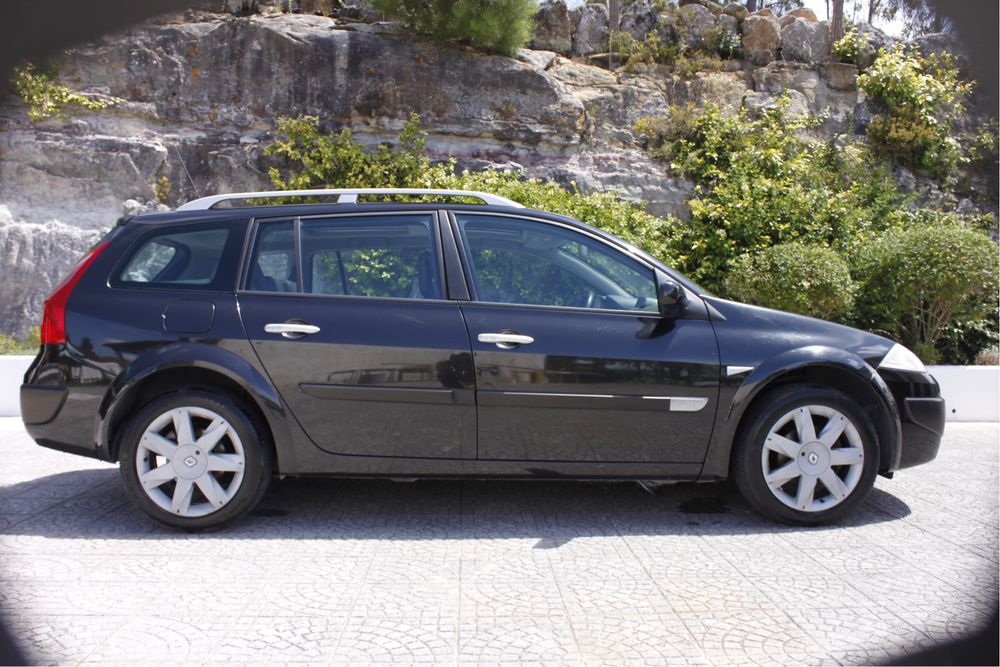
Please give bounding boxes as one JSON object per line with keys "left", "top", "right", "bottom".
{"left": 700, "top": 345, "right": 902, "bottom": 479}
{"left": 96, "top": 341, "right": 298, "bottom": 472}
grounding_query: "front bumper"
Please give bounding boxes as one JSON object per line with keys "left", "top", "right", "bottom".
{"left": 879, "top": 369, "right": 945, "bottom": 470}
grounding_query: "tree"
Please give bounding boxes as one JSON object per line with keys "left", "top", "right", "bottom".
{"left": 868, "top": 0, "right": 951, "bottom": 37}
{"left": 831, "top": 0, "right": 844, "bottom": 41}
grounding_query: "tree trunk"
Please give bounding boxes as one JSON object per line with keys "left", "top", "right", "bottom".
{"left": 608, "top": 0, "right": 620, "bottom": 70}
{"left": 747, "top": 0, "right": 759, "bottom": 13}
{"left": 831, "top": 0, "right": 844, "bottom": 41}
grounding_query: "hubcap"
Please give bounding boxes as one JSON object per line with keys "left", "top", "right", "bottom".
{"left": 761, "top": 404, "right": 864, "bottom": 512}
{"left": 135, "top": 406, "right": 246, "bottom": 518}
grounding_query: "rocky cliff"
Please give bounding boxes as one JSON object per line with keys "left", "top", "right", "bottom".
{"left": 0, "top": 6, "right": 978, "bottom": 337}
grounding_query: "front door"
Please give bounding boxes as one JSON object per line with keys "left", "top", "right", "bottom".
{"left": 238, "top": 213, "right": 475, "bottom": 459}
{"left": 452, "top": 212, "right": 720, "bottom": 464}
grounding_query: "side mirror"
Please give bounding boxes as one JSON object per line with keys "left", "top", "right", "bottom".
{"left": 656, "top": 272, "right": 687, "bottom": 316}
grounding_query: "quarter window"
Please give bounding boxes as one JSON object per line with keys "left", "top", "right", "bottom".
{"left": 456, "top": 214, "right": 658, "bottom": 312}
{"left": 117, "top": 224, "right": 240, "bottom": 291}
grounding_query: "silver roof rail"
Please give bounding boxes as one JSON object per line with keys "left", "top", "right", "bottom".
{"left": 175, "top": 188, "right": 525, "bottom": 211}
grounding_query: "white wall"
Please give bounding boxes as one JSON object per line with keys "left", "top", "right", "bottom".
{"left": 0, "top": 355, "right": 33, "bottom": 418}
{"left": 926, "top": 365, "right": 1000, "bottom": 422}
{"left": 1, "top": 355, "right": 996, "bottom": 422}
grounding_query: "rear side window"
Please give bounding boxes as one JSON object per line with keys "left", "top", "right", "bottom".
{"left": 244, "top": 214, "right": 442, "bottom": 300}
{"left": 115, "top": 223, "right": 243, "bottom": 291}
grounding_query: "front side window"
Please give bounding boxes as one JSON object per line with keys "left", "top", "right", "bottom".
{"left": 456, "top": 214, "right": 658, "bottom": 312}
{"left": 117, "top": 224, "right": 240, "bottom": 291}
{"left": 245, "top": 214, "right": 442, "bottom": 300}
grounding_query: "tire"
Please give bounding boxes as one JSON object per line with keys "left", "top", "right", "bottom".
{"left": 732, "top": 383, "right": 879, "bottom": 526}
{"left": 119, "top": 390, "right": 272, "bottom": 531}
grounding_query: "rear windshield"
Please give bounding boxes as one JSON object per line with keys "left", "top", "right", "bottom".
{"left": 114, "top": 221, "right": 245, "bottom": 291}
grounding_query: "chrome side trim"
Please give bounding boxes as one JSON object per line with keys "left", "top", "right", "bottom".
{"left": 668, "top": 397, "right": 709, "bottom": 412}
{"left": 499, "top": 391, "right": 709, "bottom": 412}
{"left": 502, "top": 392, "right": 615, "bottom": 399}
{"left": 726, "top": 365, "right": 755, "bottom": 377}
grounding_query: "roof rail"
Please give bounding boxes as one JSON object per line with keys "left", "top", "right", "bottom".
{"left": 175, "top": 188, "right": 525, "bottom": 211}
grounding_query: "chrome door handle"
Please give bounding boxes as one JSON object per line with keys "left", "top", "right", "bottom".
{"left": 265, "top": 323, "right": 321, "bottom": 338}
{"left": 478, "top": 332, "right": 534, "bottom": 349}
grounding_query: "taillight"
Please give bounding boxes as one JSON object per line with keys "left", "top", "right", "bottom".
{"left": 40, "top": 240, "right": 110, "bottom": 345}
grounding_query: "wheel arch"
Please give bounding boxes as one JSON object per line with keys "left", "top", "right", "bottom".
{"left": 97, "top": 343, "right": 298, "bottom": 474}
{"left": 701, "top": 346, "right": 902, "bottom": 480}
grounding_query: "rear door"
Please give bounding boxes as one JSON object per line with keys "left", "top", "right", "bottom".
{"left": 238, "top": 212, "right": 475, "bottom": 460}
{"left": 451, "top": 212, "right": 720, "bottom": 465}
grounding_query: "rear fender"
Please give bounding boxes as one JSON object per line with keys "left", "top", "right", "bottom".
{"left": 96, "top": 342, "right": 298, "bottom": 473}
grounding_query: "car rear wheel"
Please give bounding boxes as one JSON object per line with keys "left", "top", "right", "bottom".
{"left": 733, "top": 384, "right": 879, "bottom": 526}
{"left": 119, "top": 390, "right": 272, "bottom": 530}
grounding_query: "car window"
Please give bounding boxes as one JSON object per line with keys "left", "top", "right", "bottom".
{"left": 117, "top": 224, "right": 241, "bottom": 291}
{"left": 246, "top": 220, "right": 298, "bottom": 292}
{"left": 455, "top": 214, "right": 658, "bottom": 312}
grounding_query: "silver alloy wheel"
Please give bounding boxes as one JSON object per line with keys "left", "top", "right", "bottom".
{"left": 761, "top": 404, "right": 865, "bottom": 512}
{"left": 135, "top": 406, "right": 246, "bottom": 518}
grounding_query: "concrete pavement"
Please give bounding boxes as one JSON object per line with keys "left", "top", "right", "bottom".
{"left": 0, "top": 418, "right": 996, "bottom": 665}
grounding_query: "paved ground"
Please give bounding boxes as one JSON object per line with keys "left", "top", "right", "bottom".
{"left": 0, "top": 418, "right": 996, "bottom": 665}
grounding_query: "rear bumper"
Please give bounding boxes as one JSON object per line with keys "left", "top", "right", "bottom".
{"left": 21, "top": 383, "right": 106, "bottom": 461}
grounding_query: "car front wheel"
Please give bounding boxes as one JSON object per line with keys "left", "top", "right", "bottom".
{"left": 733, "top": 384, "right": 879, "bottom": 526}
{"left": 119, "top": 390, "right": 272, "bottom": 530}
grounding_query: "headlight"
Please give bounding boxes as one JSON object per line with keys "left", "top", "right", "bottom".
{"left": 878, "top": 343, "right": 927, "bottom": 373}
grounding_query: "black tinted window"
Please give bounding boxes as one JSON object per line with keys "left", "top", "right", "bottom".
{"left": 301, "top": 214, "right": 441, "bottom": 300}
{"left": 456, "top": 215, "right": 657, "bottom": 312}
{"left": 117, "top": 223, "right": 242, "bottom": 291}
{"left": 247, "top": 220, "right": 298, "bottom": 293}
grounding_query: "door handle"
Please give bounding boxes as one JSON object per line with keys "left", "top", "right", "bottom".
{"left": 265, "top": 322, "right": 321, "bottom": 338}
{"left": 478, "top": 332, "right": 534, "bottom": 349}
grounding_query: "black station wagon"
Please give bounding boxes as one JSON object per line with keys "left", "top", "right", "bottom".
{"left": 21, "top": 188, "right": 945, "bottom": 530}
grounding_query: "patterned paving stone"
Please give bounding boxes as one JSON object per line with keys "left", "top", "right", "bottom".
{"left": 0, "top": 418, "right": 996, "bottom": 665}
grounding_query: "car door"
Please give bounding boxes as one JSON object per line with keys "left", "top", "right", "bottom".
{"left": 451, "top": 211, "right": 720, "bottom": 464}
{"left": 238, "top": 212, "right": 476, "bottom": 460}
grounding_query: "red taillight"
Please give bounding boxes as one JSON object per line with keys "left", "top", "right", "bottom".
{"left": 40, "top": 241, "right": 110, "bottom": 345}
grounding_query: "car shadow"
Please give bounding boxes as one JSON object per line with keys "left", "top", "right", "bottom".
{"left": 0, "top": 467, "right": 912, "bottom": 542}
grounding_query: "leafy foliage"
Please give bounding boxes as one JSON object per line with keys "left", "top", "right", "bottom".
{"left": 12, "top": 62, "right": 122, "bottom": 122}
{"left": 832, "top": 29, "right": 863, "bottom": 65}
{"left": 852, "top": 221, "right": 999, "bottom": 363}
{"left": 858, "top": 45, "right": 973, "bottom": 177}
{"left": 369, "top": 0, "right": 535, "bottom": 56}
{"left": 725, "top": 243, "right": 857, "bottom": 321}
{"left": 0, "top": 327, "right": 40, "bottom": 355}
{"left": 637, "top": 101, "right": 998, "bottom": 362}
{"left": 636, "top": 102, "right": 901, "bottom": 292}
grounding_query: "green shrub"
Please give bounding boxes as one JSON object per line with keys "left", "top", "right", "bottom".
{"left": 12, "top": 62, "right": 122, "bottom": 122}
{"left": 264, "top": 114, "right": 681, "bottom": 264}
{"left": 853, "top": 223, "right": 999, "bottom": 363}
{"left": 858, "top": 45, "right": 973, "bottom": 178}
{"left": 264, "top": 113, "right": 453, "bottom": 194}
{"left": 832, "top": 29, "right": 863, "bottom": 65}
{"left": 369, "top": 0, "right": 535, "bottom": 56}
{"left": 636, "top": 102, "right": 903, "bottom": 292}
{"left": 725, "top": 243, "right": 857, "bottom": 321}
{"left": 609, "top": 32, "right": 686, "bottom": 69}
{"left": 0, "top": 327, "right": 38, "bottom": 355}
{"left": 704, "top": 25, "right": 741, "bottom": 60}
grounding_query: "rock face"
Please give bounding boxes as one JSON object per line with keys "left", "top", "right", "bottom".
{"left": 780, "top": 18, "right": 831, "bottom": 64}
{"left": 779, "top": 7, "right": 817, "bottom": 27}
{"left": 0, "top": 10, "right": 980, "bottom": 337}
{"left": 742, "top": 14, "right": 781, "bottom": 65}
{"left": 572, "top": 3, "right": 609, "bottom": 56}
{"left": 671, "top": 4, "right": 717, "bottom": 51}
{"left": 619, "top": 0, "right": 660, "bottom": 40}
{"left": 852, "top": 21, "right": 894, "bottom": 70}
{"left": 532, "top": 0, "right": 573, "bottom": 54}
